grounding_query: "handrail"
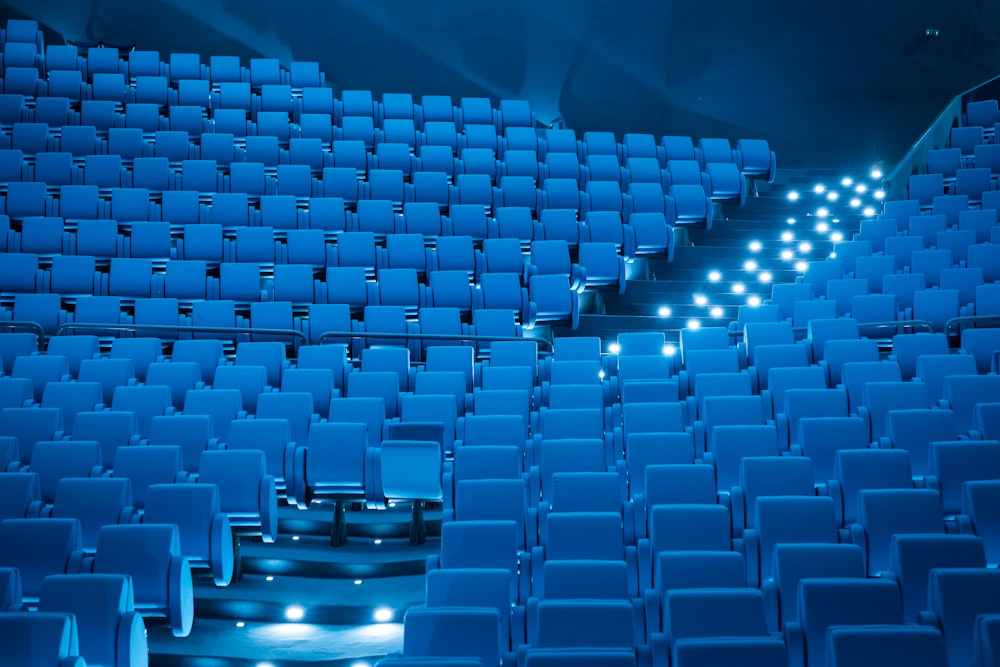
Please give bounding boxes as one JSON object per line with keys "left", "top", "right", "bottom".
{"left": 885, "top": 71, "right": 1000, "bottom": 201}
{"left": 944, "top": 315, "right": 1000, "bottom": 338}
{"left": 317, "top": 329, "right": 554, "bottom": 354}
{"left": 0, "top": 321, "right": 46, "bottom": 348}
{"left": 790, "top": 319, "right": 934, "bottom": 337}
{"left": 54, "top": 322, "right": 308, "bottom": 345}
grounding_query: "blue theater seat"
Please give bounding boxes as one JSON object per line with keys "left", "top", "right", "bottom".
{"left": 744, "top": 495, "right": 841, "bottom": 587}
{"left": 943, "top": 374, "right": 1000, "bottom": 434}
{"left": 51, "top": 477, "right": 135, "bottom": 551}
{"left": 11, "top": 353, "right": 70, "bottom": 402}
{"left": 0, "top": 518, "right": 84, "bottom": 602}
{"left": 144, "top": 483, "right": 234, "bottom": 587}
{"left": 827, "top": 626, "right": 947, "bottom": 667}
{"left": 400, "top": 607, "right": 505, "bottom": 667}
{"left": 654, "top": 589, "right": 768, "bottom": 666}
{"left": 525, "top": 599, "right": 642, "bottom": 666}
{"left": 923, "top": 568, "right": 1000, "bottom": 667}
{"left": 879, "top": 408, "right": 957, "bottom": 477}
{"left": 786, "top": 577, "right": 904, "bottom": 667}
{"left": 0, "top": 472, "right": 42, "bottom": 521}
{"left": 428, "top": 568, "right": 520, "bottom": 651}
{"left": 0, "top": 406, "right": 64, "bottom": 467}
{"left": 852, "top": 488, "right": 947, "bottom": 575}
{"left": 28, "top": 440, "right": 105, "bottom": 506}
{"left": 890, "top": 533, "right": 987, "bottom": 623}
{"left": 962, "top": 481, "right": 1000, "bottom": 565}
{"left": 198, "top": 449, "right": 277, "bottom": 543}
{"left": 931, "top": 440, "right": 1000, "bottom": 516}
{"left": 890, "top": 332, "right": 950, "bottom": 380}
{"left": 638, "top": 504, "right": 733, "bottom": 591}
{"left": 0, "top": 611, "right": 89, "bottom": 667}
{"left": 761, "top": 543, "right": 865, "bottom": 633}
{"left": 93, "top": 523, "right": 194, "bottom": 638}
{"left": 830, "top": 448, "right": 922, "bottom": 526}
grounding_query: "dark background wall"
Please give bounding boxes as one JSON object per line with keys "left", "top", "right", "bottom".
{"left": 8, "top": 0, "right": 1000, "bottom": 169}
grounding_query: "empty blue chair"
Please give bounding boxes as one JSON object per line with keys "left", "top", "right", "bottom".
{"left": 744, "top": 495, "right": 840, "bottom": 587}
{"left": 0, "top": 611, "right": 90, "bottom": 667}
{"left": 943, "top": 374, "right": 1000, "bottom": 434}
{"left": 93, "top": 523, "right": 194, "bottom": 637}
{"left": 0, "top": 518, "right": 84, "bottom": 602}
{"left": 924, "top": 568, "right": 1000, "bottom": 667}
{"left": 890, "top": 533, "right": 987, "bottom": 623}
{"left": 198, "top": 449, "right": 277, "bottom": 543}
{"left": 399, "top": 607, "right": 504, "bottom": 667}
{"left": 931, "top": 440, "right": 1000, "bottom": 516}
{"left": 656, "top": 589, "right": 769, "bottom": 663}
{"left": 786, "top": 578, "right": 904, "bottom": 667}
{"left": 828, "top": 626, "right": 948, "bottom": 667}
{"left": 144, "top": 483, "right": 234, "bottom": 587}
{"left": 962, "top": 480, "right": 1000, "bottom": 565}
{"left": 853, "top": 488, "right": 947, "bottom": 575}
{"left": 762, "top": 543, "right": 865, "bottom": 633}
{"left": 0, "top": 407, "right": 64, "bottom": 467}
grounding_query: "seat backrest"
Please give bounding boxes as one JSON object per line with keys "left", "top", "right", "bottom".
{"left": 798, "top": 577, "right": 904, "bottom": 667}
{"left": 664, "top": 588, "right": 768, "bottom": 641}
{"left": 542, "top": 511, "right": 624, "bottom": 561}
{"left": 885, "top": 408, "right": 959, "bottom": 477}
{"left": 754, "top": 496, "right": 838, "bottom": 582}
{"left": 649, "top": 503, "right": 731, "bottom": 554}
{"left": 402, "top": 606, "right": 501, "bottom": 666}
{"left": 655, "top": 550, "right": 746, "bottom": 592}
{"left": 930, "top": 440, "right": 1000, "bottom": 516}
{"left": 858, "top": 488, "right": 945, "bottom": 575}
{"left": 0, "top": 518, "right": 83, "bottom": 600}
{"left": 39, "top": 573, "right": 143, "bottom": 667}
{"left": 826, "top": 626, "right": 948, "bottom": 667}
{"left": 772, "top": 543, "right": 865, "bottom": 630}
{"left": 834, "top": 448, "right": 913, "bottom": 524}
{"left": 0, "top": 611, "right": 84, "bottom": 667}
{"left": 51, "top": 477, "right": 133, "bottom": 550}
{"left": 890, "top": 534, "right": 987, "bottom": 623}
{"left": 533, "top": 599, "right": 636, "bottom": 650}
{"left": 927, "top": 568, "right": 1000, "bottom": 667}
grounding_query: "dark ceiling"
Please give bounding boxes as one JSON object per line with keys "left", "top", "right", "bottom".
{"left": 6, "top": 0, "right": 1000, "bottom": 171}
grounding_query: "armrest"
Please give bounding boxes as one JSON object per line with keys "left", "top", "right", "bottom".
{"left": 848, "top": 523, "right": 867, "bottom": 569}
{"left": 625, "top": 545, "right": 639, "bottom": 598}
{"left": 762, "top": 578, "right": 780, "bottom": 634}
{"left": 730, "top": 486, "right": 745, "bottom": 537}
{"left": 643, "top": 588, "right": 660, "bottom": 645}
{"left": 210, "top": 512, "right": 235, "bottom": 587}
{"left": 827, "top": 479, "right": 845, "bottom": 526}
{"left": 168, "top": 555, "right": 194, "bottom": 637}
{"left": 637, "top": 537, "right": 652, "bottom": 593}
{"left": 744, "top": 528, "right": 760, "bottom": 588}
{"left": 259, "top": 475, "right": 278, "bottom": 543}
{"left": 917, "top": 610, "right": 941, "bottom": 629}
{"left": 785, "top": 620, "right": 805, "bottom": 667}
{"left": 118, "top": 609, "right": 148, "bottom": 667}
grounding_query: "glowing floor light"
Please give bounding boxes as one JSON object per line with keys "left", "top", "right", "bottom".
{"left": 374, "top": 607, "right": 394, "bottom": 623}
{"left": 710, "top": 307, "right": 724, "bottom": 318}
{"left": 657, "top": 306, "right": 672, "bottom": 318}
{"left": 787, "top": 190, "right": 800, "bottom": 201}
{"left": 686, "top": 319, "right": 702, "bottom": 330}
{"left": 609, "top": 343, "right": 621, "bottom": 354}
{"left": 708, "top": 270, "right": 722, "bottom": 282}
{"left": 871, "top": 168, "right": 883, "bottom": 179}
{"left": 285, "top": 605, "right": 305, "bottom": 622}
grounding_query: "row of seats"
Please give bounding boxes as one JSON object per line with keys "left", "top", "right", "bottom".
{"left": 1, "top": 235, "right": 619, "bottom": 296}
{"left": 0, "top": 166, "right": 705, "bottom": 227}
{"left": 0, "top": 203, "right": 664, "bottom": 264}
